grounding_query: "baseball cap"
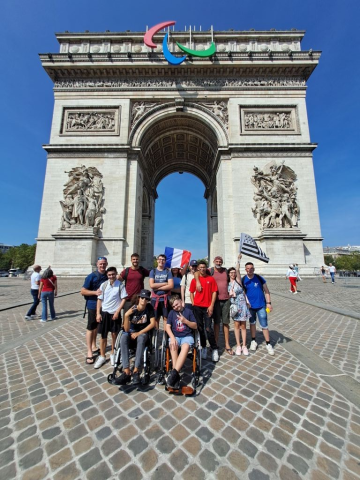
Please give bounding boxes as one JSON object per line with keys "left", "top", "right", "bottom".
{"left": 190, "top": 260, "right": 198, "bottom": 266}
{"left": 138, "top": 289, "right": 151, "bottom": 300}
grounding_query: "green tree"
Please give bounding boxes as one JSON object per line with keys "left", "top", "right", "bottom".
{"left": 324, "top": 255, "right": 334, "bottom": 265}
{"left": 335, "top": 253, "right": 360, "bottom": 271}
{"left": 0, "top": 244, "right": 36, "bottom": 271}
{"left": 197, "top": 258, "right": 208, "bottom": 266}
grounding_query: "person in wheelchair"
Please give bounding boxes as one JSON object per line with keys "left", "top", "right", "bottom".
{"left": 165, "top": 294, "right": 197, "bottom": 388}
{"left": 116, "top": 289, "right": 156, "bottom": 385}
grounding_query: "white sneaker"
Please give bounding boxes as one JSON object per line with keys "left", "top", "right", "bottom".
{"left": 25, "top": 316, "right": 32, "bottom": 320}
{"left": 31, "top": 315, "right": 37, "bottom": 319}
{"left": 94, "top": 356, "right": 106, "bottom": 369}
{"left": 266, "top": 344, "right": 275, "bottom": 356}
{"left": 212, "top": 349, "right": 219, "bottom": 362}
{"left": 201, "top": 347, "right": 208, "bottom": 359}
{"left": 110, "top": 354, "right": 115, "bottom": 366}
{"left": 293, "top": 292, "right": 298, "bottom": 295}
{"left": 250, "top": 340, "right": 258, "bottom": 351}
{"left": 40, "top": 319, "right": 47, "bottom": 323}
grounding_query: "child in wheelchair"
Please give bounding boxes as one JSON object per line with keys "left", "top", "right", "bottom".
{"left": 116, "top": 289, "right": 156, "bottom": 385}
{"left": 165, "top": 295, "right": 197, "bottom": 388}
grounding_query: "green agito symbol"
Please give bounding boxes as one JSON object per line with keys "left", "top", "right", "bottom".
{"left": 144, "top": 21, "right": 216, "bottom": 65}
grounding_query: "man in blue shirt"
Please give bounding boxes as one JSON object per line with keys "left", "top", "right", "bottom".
{"left": 81, "top": 257, "right": 108, "bottom": 364}
{"left": 242, "top": 261, "right": 274, "bottom": 356}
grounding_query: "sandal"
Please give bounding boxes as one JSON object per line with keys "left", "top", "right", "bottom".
{"left": 92, "top": 349, "right": 100, "bottom": 356}
{"left": 225, "top": 348, "right": 234, "bottom": 356}
{"left": 86, "top": 357, "right": 95, "bottom": 365}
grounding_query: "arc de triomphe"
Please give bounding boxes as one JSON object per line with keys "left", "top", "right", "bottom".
{"left": 36, "top": 28, "right": 323, "bottom": 274}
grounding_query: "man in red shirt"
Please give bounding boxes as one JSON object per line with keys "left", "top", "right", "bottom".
{"left": 189, "top": 261, "right": 219, "bottom": 362}
{"left": 119, "top": 253, "right": 150, "bottom": 313}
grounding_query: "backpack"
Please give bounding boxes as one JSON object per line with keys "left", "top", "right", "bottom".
{"left": 122, "top": 266, "right": 147, "bottom": 284}
{"left": 241, "top": 274, "right": 265, "bottom": 295}
{"left": 100, "top": 279, "right": 125, "bottom": 298}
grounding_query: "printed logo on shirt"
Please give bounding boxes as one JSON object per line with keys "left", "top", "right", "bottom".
{"left": 131, "top": 313, "right": 147, "bottom": 325}
{"left": 176, "top": 318, "right": 185, "bottom": 332}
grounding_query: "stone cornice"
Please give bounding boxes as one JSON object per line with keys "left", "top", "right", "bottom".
{"left": 229, "top": 143, "right": 317, "bottom": 155}
{"left": 43, "top": 144, "right": 130, "bottom": 155}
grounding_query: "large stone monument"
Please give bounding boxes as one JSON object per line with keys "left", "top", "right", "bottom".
{"left": 36, "top": 27, "right": 323, "bottom": 274}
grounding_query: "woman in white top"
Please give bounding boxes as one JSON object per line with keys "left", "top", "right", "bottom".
{"left": 286, "top": 265, "right": 298, "bottom": 294}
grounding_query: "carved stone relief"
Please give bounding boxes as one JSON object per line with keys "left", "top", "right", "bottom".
{"left": 61, "top": 108, "right": 120, "bottom": 135}
{"left": 198, "top": 101, "right": 228, "bottom": 129}
{"left": 60, "top": 165, "right": 105, "bottom": 233}
{"left": 251, "top": 161, "right": 300, "bottom": 229}
{"left": 240, "top": 107, "right": 298, "bottom": 135}
{"left": 54, "top": 77, "right": 306, "bottom": 90}
{"left": 131, "top": 102, "right": 158, "bottom": 128}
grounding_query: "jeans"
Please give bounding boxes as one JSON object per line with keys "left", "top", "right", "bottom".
{"left": 26, "top": 289, "right": 40, "bottom": 316}
{"left": 192, "top": 306, "right": 218, "bottom": 350}
{"left": 41, "top": 291, "right": 55, "bottom": 321}
{"left": 249, "top": 306, "right": 268, "bottom": 329}
{"left": 330, "top": 272, "right": 335, "bottom": 283}
{"left": 120, "top": 331, "right": 149, "bottom": 369}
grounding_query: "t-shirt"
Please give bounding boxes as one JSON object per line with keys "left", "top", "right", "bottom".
{"left": 98, "top": 279, "right": 127, "bottom": 314}
{"left": 83, "top": 271, "right": 108, "bottom": 310}
{"left": 120, "top": 267, "right": 150, "bottom": 300}
{"left": 172, "top": 276, "right": 182, "bottom": 290}
{"left": 212, "top": 268, "right": 229, "bottom": 300}
{"left": 30, "top": 272, "right": 41, "bottom": 290}
{"left": 41, "top": 276, "right": 57, "bottom": 292}
{"left": 167, "top": 307, "right": 197, "bottom": 338}
{"left": 242, "top": 275, "right": 266, "bottom": 309}
{"left": 150, "top": 268, "right": 173, "bottom": 298}
{"left": 180, "top": 272, "right": 194, "bottom": 304}
{"left": 128, "top": 303, "right": 155, "bottom": 333}
{"left": 329, "top": 266, "right": 336, "bottom": 273}
{"left": 189, "top": 275, "right": 218, "bottom": 308}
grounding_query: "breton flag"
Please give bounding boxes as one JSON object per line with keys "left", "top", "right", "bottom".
{"left": 164, "top": 247, "right": 192, "bottom": 268}
{"left": 239, "top": 233, "right": 270, "bottom": 263}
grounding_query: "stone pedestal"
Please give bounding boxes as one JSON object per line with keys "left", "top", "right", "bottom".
{"left": 51, "top": 227, "right": 99, "bottom": 275}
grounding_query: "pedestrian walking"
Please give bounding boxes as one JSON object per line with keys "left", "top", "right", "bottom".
{"left": 38, "top": 267, "right": 57, "bottom": 322}
{"left": 25, "top": 265, "right": 42, "bottom": 320}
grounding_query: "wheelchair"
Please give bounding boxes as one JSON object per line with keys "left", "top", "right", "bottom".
{"left": 158, "top": 329, "right": 202, "bottom": 395}
{"left": 107, "top": 328, "right": 160, "bottom": 386}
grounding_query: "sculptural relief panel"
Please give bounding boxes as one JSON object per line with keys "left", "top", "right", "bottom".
{"left": 251, "top": 161, "right": 300, "bottom": 230}
{"left": 59, "top": 165, "right": 105, "bottom": 233}
{"left": 61, "top": 108, "right": 120, "bottom": 135}
{"left": 240, "top": 107, "right": 298, "bottom": 135}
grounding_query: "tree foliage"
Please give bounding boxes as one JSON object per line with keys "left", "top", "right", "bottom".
{"left": 334, "top": 253, "right": 360, "bottom": 271}
{"left": 0, "top": 244, "right": 36, "bottom": 271}
{"left": 324, "top": 255, "right": 334, "bottom": 265}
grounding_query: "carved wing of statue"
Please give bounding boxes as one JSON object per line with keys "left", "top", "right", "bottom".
{"left": 87, "top": 166, "right": 103, "bottom": 179}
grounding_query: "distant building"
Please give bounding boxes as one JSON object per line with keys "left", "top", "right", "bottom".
{"left": 323, "top": 245, "right": 360, "bottom": 258}
{"left": 0, "top": 244, "right": 14, "bottom": 254}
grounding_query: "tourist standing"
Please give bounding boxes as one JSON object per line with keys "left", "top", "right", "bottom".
{"left": 181, "top": 260, "right": 198, "bottom": 309}
{"left": 286, "top": 265, "right": 299, "bottom": 294}
{"left": 81, "top": 256, "right": 108, "bottom": 365}
{"left": 228, "top": 264, "right": 251, "bottom": 356}
{"left": 25, "top": 265, "right": 42, "bottom": 320}
{"left": 321, "top": 266, "right": 327, "bottom": 283}
{"left": 119, "top": 253, "right": 149, "bottom": 313}
{"left": 189, "top": 261, "right": 219, "bottom": 362}
{"left": 241, "top": 258, "right": 274, "bottom": 356}
{"left": 328, "top": 263, "right": 336, "bottom": 284}
{"left": 149, "top": 254, "right": 174, "bottom": 329}
{"left": 38, "top": 268, "right": 57, "bottom": 323}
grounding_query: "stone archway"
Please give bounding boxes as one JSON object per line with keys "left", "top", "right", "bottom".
{"left": 129, "top": 104, "right": 228, "bottom": 266}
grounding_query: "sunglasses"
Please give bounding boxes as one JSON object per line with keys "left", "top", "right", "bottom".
{"left": 98, "top": 257, "right": 107, "bottom": 261}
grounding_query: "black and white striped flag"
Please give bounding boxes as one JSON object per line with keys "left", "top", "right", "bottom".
{"left": 239, "top": 233, "right": 270, "bottom": 263}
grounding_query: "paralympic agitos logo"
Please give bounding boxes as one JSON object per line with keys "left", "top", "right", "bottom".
{"left": 144, "top": 21, "right": 216, "bottom": 65}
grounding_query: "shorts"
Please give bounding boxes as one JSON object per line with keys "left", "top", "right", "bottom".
{"left": 213, "top": 299, "right": 230, "bottom": 325}
{"left": 151, "top": 299, "right": 169, "bottom": 320}
{"left": 87, "top": 309, "right": 98, "bottom": 331}
{"left": 169, "top": 335, "right": 194, "bottom": 346}
{"left": 97, "top": 311, "right": 122, "bottom": 339}
{"left": 249, "top": 307, "right": 268, "bottom": 329}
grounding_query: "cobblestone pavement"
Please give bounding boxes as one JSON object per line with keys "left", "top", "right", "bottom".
{"left": 1, "top": 284, "right": 360, "bottom": 479}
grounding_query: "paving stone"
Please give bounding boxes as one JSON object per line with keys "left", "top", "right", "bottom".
{"left": 217, "top": 465, "right": 239, "bottom": 480}
{"left": 86, "top": 461, "right": 112, "bottom": 480}
{"left": 160, "top": 415, "right": 177, "bottom": 430}
{"left": 264, "top": 439, "right": 286, "bottom": 460}
{"left": 0, "top": 448, "right": 14, "bottom": 466}
{"left": 78, "top": 447, "right": 102, "bottom": 471}
{"left": 287, "top": 453, "right": 309, "bottom": 475}
{"left": 183, "top": 435, "right": 202, "bottom": 456}
{"left": 239, "top": 438, "right": 258, "bottom": 458}
{"left": 322, "top": 431, "right": 344, "bottom": 449}
{"left": 19, "top": 447, "right": 43, "bottom": 469}
{"left": 119, "top": 464, "right": 143, "bottom": 480}
{"left": 101, "top": 435, "right": 121, "bottom": 457}
{"left": 169, "top": 449, "right": 189, "bottom": 471}
{"left": 49, "top": 447, "right": 72, "bottom": 471}
{"left": 22, "top": 464, "right": 48, "bottom": 480}
{"left": 182, "top": 464, "right": 205, "bottom": 480}
{"left": 292, "top": 440, "right": 313, "bottom": 460}
{"left": 145, "top": 424, "right": 164, "bottom": 441}
{"left": 0, "top": 436, "right": 14, "bottom": 452}
{"left": 199, "top": 448, "right": 219, "bottom": 471}
{"left": 279, "top": 465, "right": 302, "bottom": 480}
{"left": 42, "top": 426, "right": 61, "bottom": 440}
{"left": 0, "top": 462, "right": 17, "bottom": 479}
{"left": 248, "top": 469, "right": 270, "bottom": 480}
{"left": 140, "top": 448, "right": 158, "bottom": 473}
{"left": 95, "top": 426, "right": 112, "bottom": 441}
{"left": 109, "top": 449, "right": 131, "bottom": 470}
{"left": 17, "top": 426, "right": 37, "bottom": 443}
{"left": 156, "top": 435, "right": 175, "bottom": 454}
{"left": 73, "top": 436, "right": 94, "bottom": 456}
{"left": 317, "top": 455, "right": 340, "bottom": 478}
{"left": 222, "top": 426, "right": 240, "bottom": 444}
{"left": 196, "top": 426, "right": 214, "bottom": 442}
{"left": 247, "top": 427, "right": 266, "bottom": 445}
{"left": 17, "top": 436, "right": 41, "bottom": 456}
{"left": 227, "top": 450, "right": 249, "bottom": 472}
{"left": 257, "top": 451, "right": 278, "bottom": 473}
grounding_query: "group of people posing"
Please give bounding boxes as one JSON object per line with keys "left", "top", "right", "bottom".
{"left": 25, "top": 266, "right": 58, "bottom": 322}
{"left": 80, "top": 252, "right": 274, "bottom": 386}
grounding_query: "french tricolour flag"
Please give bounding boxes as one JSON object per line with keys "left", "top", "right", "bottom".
{"left": 164, "top": 247, "right": 191, "bottom": 268}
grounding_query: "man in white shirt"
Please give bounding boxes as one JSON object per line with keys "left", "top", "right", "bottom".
{"left": 25, "top": 265, "right": 42, "bottom": 320}
{"left": 95, "top": 267, "right": 127, "bottom": 369}
{"left": 328, "top": 263, "right": 336, "bottom": 284}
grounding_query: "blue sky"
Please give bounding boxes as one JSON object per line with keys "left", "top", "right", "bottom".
{"left": 1, "top": 0, "right": 359, "bottom": 259}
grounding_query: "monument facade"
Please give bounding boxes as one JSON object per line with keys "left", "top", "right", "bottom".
{"left": 36, "top": 27, "right": 323, "bottom": 274}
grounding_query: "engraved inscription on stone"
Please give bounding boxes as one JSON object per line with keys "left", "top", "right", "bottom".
{"left": 59, "top": 165, "right": 105, "bottom": 233}
{"left": 61, "top": 108, "right": 120, "bottom": 135}
{"left": 240, "top": 107, "right": 298, "bottom": 135}
{"left": 251, "top": 161, "right": 300, "bottom": 229}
